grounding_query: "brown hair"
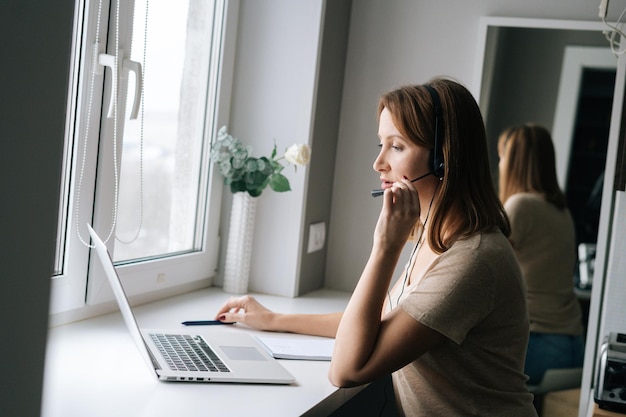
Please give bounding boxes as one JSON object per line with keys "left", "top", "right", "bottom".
{"left": 377, "top": 78, "right": 510, "bottom": 253}
{"left": 498, "top": 124, "right": 567, "bottom": 210}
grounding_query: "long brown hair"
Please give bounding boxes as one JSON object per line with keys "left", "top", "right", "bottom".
{"left": 498, "top": 124, "right": 567, "bottom": 210}
{"left": 377, "top": 78, "right": 510, "bottom": 253}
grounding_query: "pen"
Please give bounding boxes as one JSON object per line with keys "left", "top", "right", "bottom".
{"left": 371, "top": 171, "right": 433, "bottom": 197}
{"left": 181, "top": 320, "right": 236, "bottom": 326}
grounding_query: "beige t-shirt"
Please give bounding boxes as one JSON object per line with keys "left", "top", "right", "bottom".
{"left": 505, "top": 193, "right": 583, "bottom": 335}
{"left": 389, "top": 231, "right": 536, "bottom": 417}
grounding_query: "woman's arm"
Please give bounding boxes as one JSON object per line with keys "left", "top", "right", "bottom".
{"left": 328, "top": 247, "right": 445, "bottom": 386}
{"left": 329, "top": 183, "right": 446, "bottom": 387}
{"left": 215, "top": 295, "right": 342, "bottom": 338}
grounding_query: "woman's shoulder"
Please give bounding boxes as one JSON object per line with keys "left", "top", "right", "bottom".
{"left": 506, "top": 192, "right": 570, "bottom": 220}
{"left": 446, "top": 230, "right": 513, "bottom": 262}
{"left": 505, "top": 192, "right": 551, "bottom": 217}
{"left": 429, "top": 231, "right": 521, "bottom": 297}
{"left": 505, "top": 192, "right": 544, "bottom": 207}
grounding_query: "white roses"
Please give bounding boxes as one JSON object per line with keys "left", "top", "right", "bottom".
{"left": 284, "top": 143, "right": 312, "bottom": 167}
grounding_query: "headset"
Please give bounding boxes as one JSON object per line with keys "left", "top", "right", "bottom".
{"left": 423, "top": 84, "right": 445, "bottom": 179}
{"left": 371, "top": 84, "right": 445, "bottom": 197}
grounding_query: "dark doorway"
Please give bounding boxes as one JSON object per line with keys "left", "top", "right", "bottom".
{"left": 565, "top": 68, "right": 616, "bottom": 246}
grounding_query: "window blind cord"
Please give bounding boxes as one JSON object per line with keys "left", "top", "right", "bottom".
{"left": 603, "top": 6, "right": 626, "bottom": 56}
{"left": 75, "top": 0, "right": 147, "bottom": 248}
{"left": 116, "top": 0, "right": 148, "bottom": 245}
{"left": 109, "top": 0, "right": 121, "bottom": 244}
{"left": 74, "top": 0, "right": 105, "bottom": 249}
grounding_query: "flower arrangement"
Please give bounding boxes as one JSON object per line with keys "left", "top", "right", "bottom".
{"left": 210, "top": 126, "right": 311, "bottom": 197}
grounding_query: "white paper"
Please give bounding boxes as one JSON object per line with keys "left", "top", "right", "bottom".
{"left": 256, "top": 335, "right": 334, "bottom": 361}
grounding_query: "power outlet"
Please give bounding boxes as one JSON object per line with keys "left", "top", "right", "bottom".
{"left": 307, "top": 222, "right": 326, "bottom": 253}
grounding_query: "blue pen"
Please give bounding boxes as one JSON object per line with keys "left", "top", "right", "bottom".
{"left": 181, "top": 320, "right": 235, "bottom": 326}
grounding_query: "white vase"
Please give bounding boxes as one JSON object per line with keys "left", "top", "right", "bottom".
{"left": 222, "top": 192, "right": 258, "bottom": 294}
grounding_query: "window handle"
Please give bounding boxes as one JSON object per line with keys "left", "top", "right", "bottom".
{"left": 122, "top": 58, "right": 142, "bottom": 120}
{"left": 97, "top": 48, "right": 142, "bottom": 120}
{"left": 97, "top": 51, "right": 117, "bottom": 119}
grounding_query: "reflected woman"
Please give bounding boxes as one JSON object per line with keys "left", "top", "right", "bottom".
{"left": 498, "top": 124, "right": 585, "bottom": 385}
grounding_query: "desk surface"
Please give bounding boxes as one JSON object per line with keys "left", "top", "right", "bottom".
{"left": 593, "top": 405, "right": 626, "bottom": 416}
{"left": 42, "top": 287, "right": 361, "bottom": 417}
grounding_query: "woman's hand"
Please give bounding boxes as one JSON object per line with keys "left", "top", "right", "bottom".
{"left": 376, "top": 177, "right": 421, "bottom": 250}
{"left": 214, "top": 295, "right": 343, "bottom": 337}
{"left": 214, "top": 295, "right": 278, "bottom": 331}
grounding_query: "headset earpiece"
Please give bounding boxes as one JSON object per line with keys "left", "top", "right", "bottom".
{"left": 424, "top": 85, "right": 444, "bottom": 179}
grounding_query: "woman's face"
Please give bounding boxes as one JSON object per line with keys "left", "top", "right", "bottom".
{"left": 373, "top": 107, "right": 431, "bottom": 192}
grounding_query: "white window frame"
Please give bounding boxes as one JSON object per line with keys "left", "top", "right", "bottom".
{"left": 49, "top": 0, "right": 239, "bottom": 316}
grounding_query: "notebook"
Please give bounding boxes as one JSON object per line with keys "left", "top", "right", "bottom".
{"left": 256, "top": 335, "right": 334, "bottom": 361}
{"left": 87, "top": 224, "right": 295, "bottom": 384}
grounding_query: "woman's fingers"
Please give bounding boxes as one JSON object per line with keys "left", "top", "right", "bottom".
{"left": 389, "top": 178, "right": 420, "bottom": 217}
{"left": 214, "top": 295, "right": 253, "bottom": 319}
{"left": 214, "top": 295, "right": 276, "bottom": 329}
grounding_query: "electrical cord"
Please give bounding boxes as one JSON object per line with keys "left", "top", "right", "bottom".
{"left": 602, "top": 6, "right": 626, "bottom": 56}
{"left": 387, "top": 185, "right": 438, "bottom": 311}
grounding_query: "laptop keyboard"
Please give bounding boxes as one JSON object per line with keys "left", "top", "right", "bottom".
{"left": 150, "top": 333, "right": 230, "bottom": 373}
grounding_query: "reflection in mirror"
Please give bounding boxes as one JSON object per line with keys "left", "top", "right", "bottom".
{"left": 553, "top": 46, "right": 615, "bottom": 250}
{"left": 476, "top": 23, "right": 622, "bottom": 382}
{"left": 477, "top": 20, "right": 616, "bottom": 294}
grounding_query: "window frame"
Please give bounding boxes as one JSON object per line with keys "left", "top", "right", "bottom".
{"left": 49, "top": 0, "right": 238, "bottom": 316}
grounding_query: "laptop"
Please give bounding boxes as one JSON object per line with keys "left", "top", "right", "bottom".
{"left": 87, "top": 224, "right": 295, "bottom": 384}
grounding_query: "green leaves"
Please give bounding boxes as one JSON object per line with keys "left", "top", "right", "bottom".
{"left": 269, "top": 173, "right": 290, "bottom": 192}
{"left": 211, "top": 127, "right": 296, "bottom": 197}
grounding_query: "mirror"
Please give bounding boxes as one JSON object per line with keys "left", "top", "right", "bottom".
{"left": 475, "top": 18, "right": 617, "bottom": 295}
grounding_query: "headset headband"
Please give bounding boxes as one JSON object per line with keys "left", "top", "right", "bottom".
{"left": 423, "top": 84, "right": 444, "bottom": 179}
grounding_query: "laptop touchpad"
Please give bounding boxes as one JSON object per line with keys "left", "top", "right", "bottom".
{"left": 220, "top": 346, "right": 267, "bottom": 361}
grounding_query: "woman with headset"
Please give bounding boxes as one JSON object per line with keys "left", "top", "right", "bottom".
{"left": 215, "top": 78, "right": 537, "bottom": 416}
{"left": 498, "top": 124, "right": 584, "bottom": 386}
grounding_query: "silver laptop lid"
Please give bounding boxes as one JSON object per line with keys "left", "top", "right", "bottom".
{"left": 87, "top": 224, "right": 159, "bottom": 376}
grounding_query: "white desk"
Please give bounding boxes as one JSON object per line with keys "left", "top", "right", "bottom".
{"left": 41, "top": 288, "right": 366, "bottom": 417}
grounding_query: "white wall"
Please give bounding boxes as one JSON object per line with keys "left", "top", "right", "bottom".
{"left": 325, "top": 0, "right": 605, "bottom": 292}
{"left": 217, "top": 0, "right": 324, "bottom": 296}
{"left": 600, "top": 192, "right": 626, "bottom": 338}
{"left": 218, "top": 0, "right": 611, "bottom": 298}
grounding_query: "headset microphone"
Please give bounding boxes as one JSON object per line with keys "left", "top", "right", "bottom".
{"left": 371, "top": 171, "right": 433, "bottom": 197}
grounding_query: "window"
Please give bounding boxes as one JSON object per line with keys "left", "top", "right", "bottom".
{"left": 50, "top": 0, "right": 232, "bottom": 314}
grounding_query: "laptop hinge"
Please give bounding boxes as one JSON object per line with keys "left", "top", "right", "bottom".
{"left": 145, "top": 341, "right": 162, "bottom": 370}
